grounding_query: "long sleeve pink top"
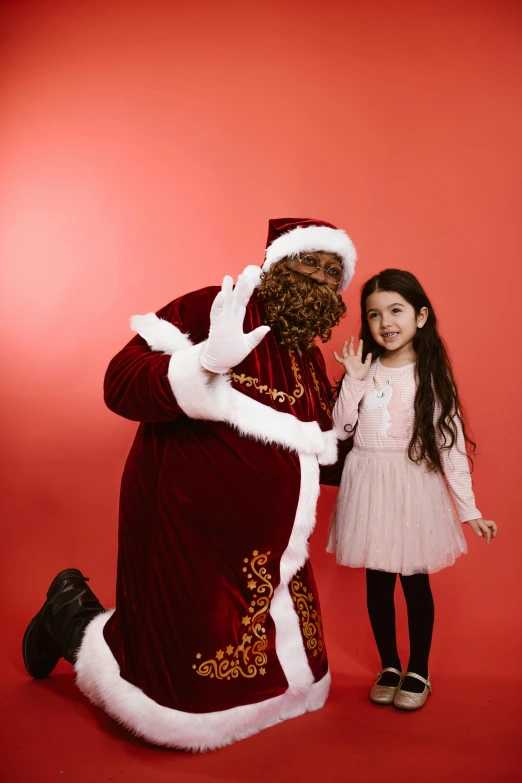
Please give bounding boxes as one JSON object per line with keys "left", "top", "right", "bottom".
{"left": 334, "top": 358, "right": 481, "bottom": 523}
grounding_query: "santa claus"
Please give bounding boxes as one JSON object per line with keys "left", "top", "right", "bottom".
{"left": 23, "top": 218, "right": 356, "bottom": 751}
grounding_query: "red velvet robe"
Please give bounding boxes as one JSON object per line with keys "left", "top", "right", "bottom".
{"left": 74, "top": 269, "right": 349, "bottom": 751}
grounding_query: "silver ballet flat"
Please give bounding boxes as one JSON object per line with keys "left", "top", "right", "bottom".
{"left": 393, "top": 671, "right": 432, "bottom": 710}
{"left": 369, "top": 667, "right": 404, "bottom": 705}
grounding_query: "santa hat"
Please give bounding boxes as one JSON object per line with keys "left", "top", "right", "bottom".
{"left": 262, "top": 217, "right": 357, "bottom": 292}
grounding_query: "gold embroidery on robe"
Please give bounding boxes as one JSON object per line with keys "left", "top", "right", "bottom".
{"left": 231, "top": 349, "right": 331, "bottom": 417}
{"left": 193, "top": 550, "right": 274, "bottom": 680}
{"left": 231, "top": 349, "right": 304, "bottom": 406}
{"left": 308, "top": 362, "right": 332, "bottom": 419}
{"left": 290, "top": 572, "right": 324, "bottom": 657}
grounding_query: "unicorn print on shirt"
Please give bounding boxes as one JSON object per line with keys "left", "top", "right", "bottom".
{"left": 361, "top": 376, "right": 410, "bottom": 439}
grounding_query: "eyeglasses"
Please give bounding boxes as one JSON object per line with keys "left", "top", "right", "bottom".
{"left": 289, "top": 254, "right": 343, "bottom": 284}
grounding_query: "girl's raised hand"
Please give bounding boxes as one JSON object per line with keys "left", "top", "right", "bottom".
{"left": 334, "top": 336, "right": 372, "bottom": 381}
{"left": 465, "top": 518, "right": 498, "bottom": 545}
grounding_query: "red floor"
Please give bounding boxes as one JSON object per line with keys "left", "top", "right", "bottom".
{"left": 4, "top": 424, "right": 520, "bottom": 783}
{"left": 4, "top": 491, "right": 519, "bottom": 782}
{"left": 3, "top": 626, "right": 519, "bottom": 783}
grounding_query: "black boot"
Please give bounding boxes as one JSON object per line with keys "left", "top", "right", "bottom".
{"left": 22, "top": 568, "right": 105, "bottom": 679}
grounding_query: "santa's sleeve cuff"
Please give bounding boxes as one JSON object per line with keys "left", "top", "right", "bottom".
{"left": 168, "top": 343, "right": 230, "bottom": 421}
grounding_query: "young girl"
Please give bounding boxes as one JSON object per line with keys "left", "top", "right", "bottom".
{"left": 327, "top": 269, "right": 497, "bottom": 711}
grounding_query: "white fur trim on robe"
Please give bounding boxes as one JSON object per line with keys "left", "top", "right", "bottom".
{"left": 75, "top": 611, "right": 330, "bottom": 752}
{"left": 130, "top": 310, "right": 338, "bottom": 465}
{"left": 74, "top": 455, "right": 329, "bottom": 751}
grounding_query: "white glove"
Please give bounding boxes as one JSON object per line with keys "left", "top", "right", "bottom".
{"left": 200, "top": 272, "right": 271, "bottom": 374}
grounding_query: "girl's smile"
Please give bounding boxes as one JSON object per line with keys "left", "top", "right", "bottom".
{"left": 381, "top": 331, "right": 400, "bottom": 342}
{"left": 365, "top": 289, "right": 428, "bottom": 364}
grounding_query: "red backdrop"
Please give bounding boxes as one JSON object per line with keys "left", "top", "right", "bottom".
{"left": 1, "top": 0, "right": 521, "bottom": 780}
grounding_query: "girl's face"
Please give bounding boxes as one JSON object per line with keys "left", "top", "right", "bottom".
{"left": 365, "top": 290, "right": 427, "bottom": 352}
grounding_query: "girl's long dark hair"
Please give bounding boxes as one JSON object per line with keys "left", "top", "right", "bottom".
{"left": 360, "top": 269, "right": 476, "bottom": 472}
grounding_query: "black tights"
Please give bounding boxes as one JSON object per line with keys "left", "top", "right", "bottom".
{"left": 366, "top": 569, "right": 434, "bottom": 692}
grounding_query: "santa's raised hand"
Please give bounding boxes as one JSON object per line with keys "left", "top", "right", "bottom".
{"left": 200, "top": 272, "right": 271, "bottom": 374}
{"left": 334, "top": 336, "right": 372, "bottom": 381}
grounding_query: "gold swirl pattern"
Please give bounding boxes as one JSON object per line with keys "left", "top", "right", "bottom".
{"left": 290, "top": 573, "right": 324, "bottom": 657}
{"left": 308, "top": 362, "right": 332, "bottom": 419}
{"left": 231, "top": 349, "right": 304, "bottom": 406}
{"left": 193, "top": 550, "right": 274, "bottom": 681}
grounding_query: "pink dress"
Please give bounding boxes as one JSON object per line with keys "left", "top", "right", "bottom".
{"left": 327, "top": 359, "right": 480, "bottom": 575}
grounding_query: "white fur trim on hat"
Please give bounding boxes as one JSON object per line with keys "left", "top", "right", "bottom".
{"left": 263, "top": 225, "right": 356, "bottom": 291}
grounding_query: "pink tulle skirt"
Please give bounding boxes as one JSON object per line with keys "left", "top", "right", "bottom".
{"left": 327, "top": 446, "right": 467, "bottom": 575}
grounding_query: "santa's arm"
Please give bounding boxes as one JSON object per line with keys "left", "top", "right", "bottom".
{"left": 104, "top": 339, "right": 182, "bottom": 422}
{"left": 104, "top": 288, "right": 214, "bottom": 423}
{"left": 104, "top": 269, "right": 269, "bottom": 424}
{"left": 319, "top": 437, "right": 353, "bottom": 486}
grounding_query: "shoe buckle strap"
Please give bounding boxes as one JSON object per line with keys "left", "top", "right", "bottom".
{"left": 404, "top": 671, "right": 432, "bottom": 693}
{"left": 377, "top": 667, "right": 403, "bottom": 678}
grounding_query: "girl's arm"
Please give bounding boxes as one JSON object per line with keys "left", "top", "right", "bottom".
{"left": 437, "top": 410, "right": 481, "bottom": 523}
{"left": 333, "top": 374, "right": 367, "bottom": 439}
{"left": 332, "top": 337, "right": 372, "bottom": 439}
{"left": 436, "top": 403, "right": 497, "bottom": 543}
